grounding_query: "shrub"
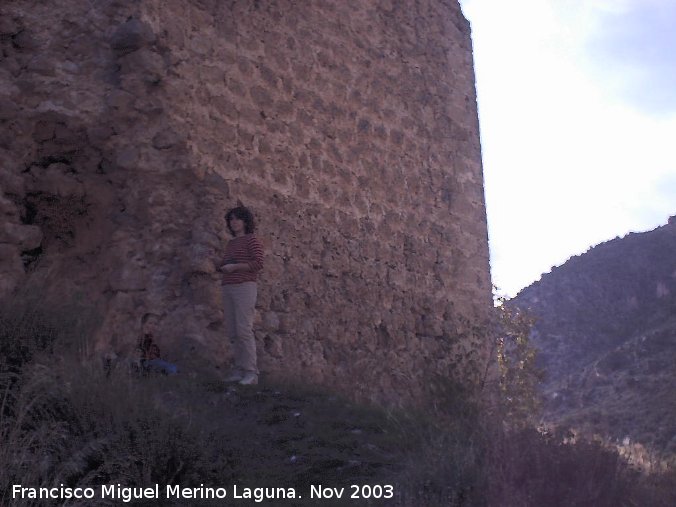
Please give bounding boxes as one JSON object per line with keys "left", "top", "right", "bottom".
{"left": 0, "top": 358, "right": 233, "bottom": 507}
{"left": 0, "top": 290, "right": 97, "bottom": 373}
{"left": 1, "top": 298, "right": 674, "bottom": 507}
{"left": 493, "top": 302, "right": 544, "bottom": 428}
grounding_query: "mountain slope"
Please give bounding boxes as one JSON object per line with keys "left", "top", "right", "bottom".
{"left": 512, "top": 217, "right": 676, "bottom": 454}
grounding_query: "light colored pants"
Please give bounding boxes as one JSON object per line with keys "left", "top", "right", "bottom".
{"left": 222, "top": 282, "right": 258, "bottom": 375}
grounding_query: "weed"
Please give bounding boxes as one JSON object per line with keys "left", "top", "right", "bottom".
{"left": 1, "top": 299, "right": 674, "bottom": 507}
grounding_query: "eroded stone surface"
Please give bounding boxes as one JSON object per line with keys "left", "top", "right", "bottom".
{"left": 0, "top": 0, "right": 491, "bottom": 405}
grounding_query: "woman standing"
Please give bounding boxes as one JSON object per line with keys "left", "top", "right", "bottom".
{"left": 219, "top": 204, "right": 264, "bottom": 385}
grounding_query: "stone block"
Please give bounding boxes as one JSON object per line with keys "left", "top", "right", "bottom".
{"left": 110, "top": 18, "right": 156, "bottom": 54}
{"left": 115, "top": 146, "right": 139, "bottom": 169}
{"left": 12, "top": 30, "right": 41, "bottom": 50}
{"left": 0, "top": 195, "right": 18, "bottom": 217}
{"left": 0, "top": 96, "right": 20, "bottom": 121}
{"left": 118, "top": 48, "right": 166, "bottom": 83}
{"left": 262, "top": 311, "right": 280, "bottom": 330}
{"left": 0, "top": 222, "right": 43, "bottom": 250}
{"left": 0, "top": 171, "right": 24, "bottom": 196}
{"left": 152, "top": 128, "right": 182, "bottom": 150}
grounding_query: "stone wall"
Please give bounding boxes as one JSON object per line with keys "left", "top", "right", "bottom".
{"left": 1, "top": 0, "right": 491, "bottom": 404}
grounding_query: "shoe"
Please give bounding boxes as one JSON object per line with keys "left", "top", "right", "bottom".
{"left": 238, "top": 372, "right": 258, "bottom": 385}
{"left": 224, "top": 372, "right": 244, "bottom": 382}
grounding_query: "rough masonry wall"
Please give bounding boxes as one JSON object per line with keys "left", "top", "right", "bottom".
{"left": 1, "top": 0, "right": 491, "bottom": 404}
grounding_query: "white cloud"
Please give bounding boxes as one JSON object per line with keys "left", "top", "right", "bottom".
{"left": 577, "top": 0, "right": 676, "bottom": 114}
{"left": 460, "top": 0, "right": 676, "bottom": 296}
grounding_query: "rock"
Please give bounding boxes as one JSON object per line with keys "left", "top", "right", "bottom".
{"left": 0, "top": 244, "right": 23, "bottom": 296}
{"left": 114, "top": 146, "right": 139, "bottom": 169}
{"left": 26, "top": 164, "right": 85, "bottom": 197}
{"left": 0, "top": 16, "right": 20, "bottom": 36}
{"left": 105, "top": 90, "right": 135, "bottom": 110}
{"left": 12, "top": 30, "right": 41, "bottom": 50}
{"left": 26, "top": 55, "right": 56, "bottom": 76}
{"left": 262, "top": 311, "right": 280, "bottom": 330}
{"left": 118, "top": 47, "right": 165, "bottom": 83}
{"left": 86, "top": 125, "right": 115, "bottom": 144}
{"left": 0, "top": 96, "right": 20, "bottom": 121}
{"left": 32, "top": 120, "right": 56, "bottom": 142}
{"left": 0, "top": 195, "right": 18, "bottom": 217}
{"left": 0, "top": 171, "right": 25, "bottom": 196}
{"left": 0, "top": 223, "right": 43, "bottom": 250}
{"left": 152, "top": 128, "right": 182, "bottom": 150}
{"left": 0, "top": 243, "right": 22, "bottom": 264}
{"left": 110, "top": 18, "right": 156, "bottom": 54}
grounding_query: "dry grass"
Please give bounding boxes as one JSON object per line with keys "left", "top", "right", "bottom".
{"left": 483, "top": 425, "right": 675, "bottom": 507}
{"left": 1, "top": 298, "right": 675, "bottom": 507}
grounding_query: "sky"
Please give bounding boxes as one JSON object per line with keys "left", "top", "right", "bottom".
{"left": 458, "top": 0, "right": 676, "bottom": 298}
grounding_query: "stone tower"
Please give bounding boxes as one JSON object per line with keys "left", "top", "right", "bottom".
{"left": 0, "top": 0, "right": 491, "bottom": 404}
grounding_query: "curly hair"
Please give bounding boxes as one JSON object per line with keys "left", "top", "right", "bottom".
{"left": 225, "top": 205, "right": 256, "bottom": 235}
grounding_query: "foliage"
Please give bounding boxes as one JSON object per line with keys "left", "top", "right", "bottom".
{"left": 0, "top": 289, "right": 98, "bottom": 373}
{"left": 493, "top": 298, "right": 544, "bottom": 427}
{"left": 484, "top": 425, "right": 676, "bottom": 507}
{"left": 1, "top": 298, "right": 675, "bottom": 507}
{"left": 395, "top": 377, "right": 490, "bottom": 506}
{"left": 0, "top": 300, "right": 59, "bottom": 373}
{"left": 0, "top": 360, "right": 221, "bottom": 507}
{"left": 510, "top": 223, "right": 676, "bottom": 453}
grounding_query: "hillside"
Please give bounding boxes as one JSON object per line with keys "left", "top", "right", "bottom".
{"left": 513, "top": 216, "right": 676, "bottom": 455}
{"left": 3, "top": 269, "right": 676, "bottom": 505}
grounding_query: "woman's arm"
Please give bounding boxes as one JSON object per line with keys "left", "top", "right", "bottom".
{"left": 221, "top": 262, "right": 251, "bottom": 273}
{"left": 218, "top": 236, "right": 263, "bottom": 273}
{"left": 246, "top": 235, "right": 264, "bottom": 273}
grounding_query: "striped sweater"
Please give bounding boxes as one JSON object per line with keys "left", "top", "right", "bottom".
{"left": 221, "top": 233, "right": 264, "bottom": 284}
